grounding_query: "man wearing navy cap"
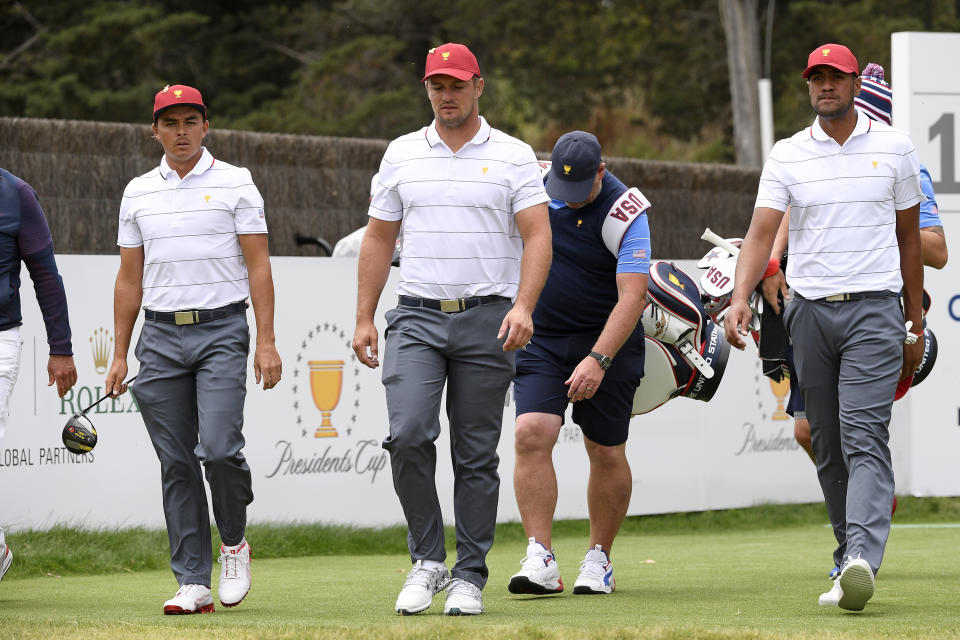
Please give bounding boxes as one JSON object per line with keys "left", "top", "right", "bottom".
{"left": 508, "top": 131, "right": 651, "bottom": 597}
{"left": 106, "top": 84, "right": 282, "bottom": 615}
{"left": 353, "top": 43, "right": 551, "bottom": 616}
{"left": 726, "top": 44, "right": 924, "bottom": 611}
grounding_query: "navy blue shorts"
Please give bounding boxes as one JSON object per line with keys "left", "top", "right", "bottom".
{"left": 785, "top": 346, "right": 805, "bottom": 417}
{"left": 514, "top": 331, "right": 644, "bottom": 446}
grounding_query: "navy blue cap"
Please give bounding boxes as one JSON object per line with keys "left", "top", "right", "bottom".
{"left": 546, "top": 131, "right": 602, "bottom": 202}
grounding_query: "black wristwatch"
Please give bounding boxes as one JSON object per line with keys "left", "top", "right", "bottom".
{"left": 588, "top": 351, "right": 613, "bottom": 370}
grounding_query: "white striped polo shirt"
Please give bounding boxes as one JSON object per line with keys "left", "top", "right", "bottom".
{"left": 369, "top": 116, "right": 549, "bottom": 300}
{"left": 117, "top": 147, "right": 268, "bottom": 311}
{"left": 755, "top": 110, "right": 923, "bottom": 299}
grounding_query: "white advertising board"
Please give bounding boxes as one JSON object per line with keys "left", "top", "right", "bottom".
{"left": 0, "top": 256, "right": 833, "bottom": 531}
{"left": 892, "top": 31, "right": 960, "bottom": 496}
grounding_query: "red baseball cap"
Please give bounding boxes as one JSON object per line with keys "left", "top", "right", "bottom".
{"left": 801, "top": 43, "right": 859, "bottom": 78}
{"left": 422, "top": 43, "right": 481, "bottom": 82}
{"left": 153, "top": 84, "right": 206, "bottom": 121}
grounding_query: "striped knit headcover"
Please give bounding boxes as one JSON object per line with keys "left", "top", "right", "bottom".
{"left": 855, "top": 62, "right": 892, "bottom": 125}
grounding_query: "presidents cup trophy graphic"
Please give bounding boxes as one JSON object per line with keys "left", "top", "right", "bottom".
{"left": 769, "top": 376, "right": 790, "bottom": 421}
{"left": 309, "top": 360, "right": 344, "bottom": 437}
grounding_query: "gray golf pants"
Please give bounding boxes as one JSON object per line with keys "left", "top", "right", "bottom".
{"left": 381, "top": 300, "right": 515, "bottom": 589}
{"left": 131, "top": 314, "right": 252, "bottom": 588}
{"left": 783, "top": 296, "right": 902, "bottom": 574}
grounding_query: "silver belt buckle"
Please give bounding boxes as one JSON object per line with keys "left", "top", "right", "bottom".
{"left": 174, "top": 311, "right": 198, "bottom": 325}
{"left": 439, "top": 299, "right": 463, "bottom": 313}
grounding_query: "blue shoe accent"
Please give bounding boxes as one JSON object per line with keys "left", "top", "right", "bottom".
{"left": 828, "top": 565, "right": 840, "bottom": 580}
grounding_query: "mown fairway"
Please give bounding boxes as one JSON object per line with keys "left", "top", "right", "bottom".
{"left": 2, "top": 511, "right": 960, "bottom": 639}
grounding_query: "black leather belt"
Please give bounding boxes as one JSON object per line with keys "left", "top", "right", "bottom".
{"left": 795, "top": 291, "right": 897, "bottom": 303}
{"left": 398, "top": 295, "right": 508, "bottom": 313}
{"left": 144, "top": 301, "right": 248, "bottom": 325}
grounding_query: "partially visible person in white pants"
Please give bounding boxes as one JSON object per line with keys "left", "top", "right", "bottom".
{"left": 0, "top": 326, "right": 22, "bottom": 582}
{"left": 0, "top": 168, "right": 78, "bottom": 583}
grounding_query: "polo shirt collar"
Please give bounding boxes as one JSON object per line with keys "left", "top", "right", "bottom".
{"left": 158, "top": 146, "right": 215, "bottom": 180}
{"left": 810, "top": 108, "right": 871, "bottom": 142}
{"left": 425, "top": 115, "right": 492, "bottom": 149}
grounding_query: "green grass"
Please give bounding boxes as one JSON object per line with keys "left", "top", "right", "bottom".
{"left": 8, "top": 497, "right": 960, "bottom": 579}
{"left": 3, "top": 499, "right": 960, "bottom": 638}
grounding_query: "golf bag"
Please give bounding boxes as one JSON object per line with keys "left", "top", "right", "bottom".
{"left": 632, "top": 261, "right": 731, "bottom": 415}
{"left": 640, "top": 261, "right": 716, "bottom": 378}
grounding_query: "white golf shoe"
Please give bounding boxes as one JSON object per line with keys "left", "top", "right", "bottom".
{"left": 508, "top": 537, "right": 563, "bottom": 594}
{"left": 0, "top": 528, "right": 11, "bottom": 582}
{"left": 819, "top": 556, "right": 874, "bottom": 611}
{"left": 444, "top": 578, "right": 483, "bottom": 615}
{"left": 573, "top": 544, "right": 615, "bottom": 594}
{"left": 395, "top": 560, "right": 449, "bottom": 615}
{"left": 218, "top": 539, "right": 252, "bottom": 607}
{"left": 163, "top": 584, "right": 215, "bottom": 615}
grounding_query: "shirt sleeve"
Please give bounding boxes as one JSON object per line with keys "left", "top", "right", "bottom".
{"left": 117, "top": 185, "right": 144, "bottom": 248}
{"left": 234, "top": 169, "right": 268, "bottom": 234}
{"left": 368, "top": 146, "right": 404, "bottom": 222}
{"left": 918, "top": 165, "right": 942, "bottom": 228}
{"left": 894, "top": 140, "right": 924, "bottom": 212}
{"left": 754, "top": 148, "right": 790, "bottom": 212}
{"left": 616, "top": 211, "right": 651, "bottom": 274}
{"left": 17, "top": 181, "right": 73, "bottom": 355}
{"left": 511, "top": 148, "right": 550, "bottom": 214}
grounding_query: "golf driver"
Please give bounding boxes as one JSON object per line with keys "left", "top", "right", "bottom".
{"left": 62, "top": 376, "right": 137, "bottom": 454}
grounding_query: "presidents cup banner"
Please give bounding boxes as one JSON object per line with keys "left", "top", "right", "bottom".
{"left": 12, "top": 254, "right": 942, "bottom": 531}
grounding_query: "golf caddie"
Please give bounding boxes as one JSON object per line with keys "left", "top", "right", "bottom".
{"left": 105, "top": 84, "right": 282, "bottom": 615}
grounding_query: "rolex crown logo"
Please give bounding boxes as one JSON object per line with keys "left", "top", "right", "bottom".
{"left": 90, "top": 327, "right": 113, "bottom": 375}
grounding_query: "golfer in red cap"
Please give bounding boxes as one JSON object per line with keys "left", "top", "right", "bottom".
{"left": 725, "top": 43, "right": 924, "bottom": 612}
{"left": 107, "top": 84, "right": 282, "bottom": 615}
{"left": 353, "top": 43, "right": 551, "bottom": 616}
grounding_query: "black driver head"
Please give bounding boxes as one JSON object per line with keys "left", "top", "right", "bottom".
{"left": 62, "top": 412, "right": 97, "bottom": 454}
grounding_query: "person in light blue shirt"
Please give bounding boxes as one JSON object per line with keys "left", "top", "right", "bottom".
{"left": 509, "top": 131, "right": 651, "bottom": 597}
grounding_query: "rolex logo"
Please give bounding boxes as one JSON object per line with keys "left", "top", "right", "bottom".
{"left": 90, "top": 327, "right": 113, "bottom": 375}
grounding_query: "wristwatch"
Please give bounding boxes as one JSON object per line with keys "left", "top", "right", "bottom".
{"left": 588, "top": 351, "right": 613, "bottom": 370}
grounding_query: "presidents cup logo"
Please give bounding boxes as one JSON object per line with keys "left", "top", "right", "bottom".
{"left": 308, "top": 360, "right": 344, "bottom": 438}
{"left": 733, "top": 360, "right": 799, "bottom": 456}
{"left": 769, "top": 376, "right": 790, "bottom": 421}
{"left": 267, "top": 321, "right": 387, "bottom": 483}
{"left": 292, "top": 323, "right": 358, "bottom": 438}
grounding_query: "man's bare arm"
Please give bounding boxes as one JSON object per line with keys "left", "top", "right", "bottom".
{"left": 239, "top": 233, "right": 282, "bottom": 390}
{"left": 498, "top": 202, "right": 551, "bottom": 351}
{"left": 352, "top": 218, "right": 401, "bottom": 368}
{"left": 920, "top": 226, "right": 948, "bottom": 269}
{"left": 105, "top": 247, "right": 144, "bottom": 397}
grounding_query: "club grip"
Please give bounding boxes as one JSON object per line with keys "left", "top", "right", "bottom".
{"left": 701, "top": 228, "right": 741, "bottom": 256}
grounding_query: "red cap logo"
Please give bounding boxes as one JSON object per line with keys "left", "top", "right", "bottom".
{"left": 802, "top": 43, "right": 858, "bottom": 79}
{"left": 422, "top": 43, "right": 481, "bottom": 82}
{"left": 153, "top": 84, "right": 206, "bottom": 121}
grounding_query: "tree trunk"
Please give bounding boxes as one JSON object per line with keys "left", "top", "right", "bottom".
{"left": 719, "top": 0, "right": 763, "bottom": 168}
